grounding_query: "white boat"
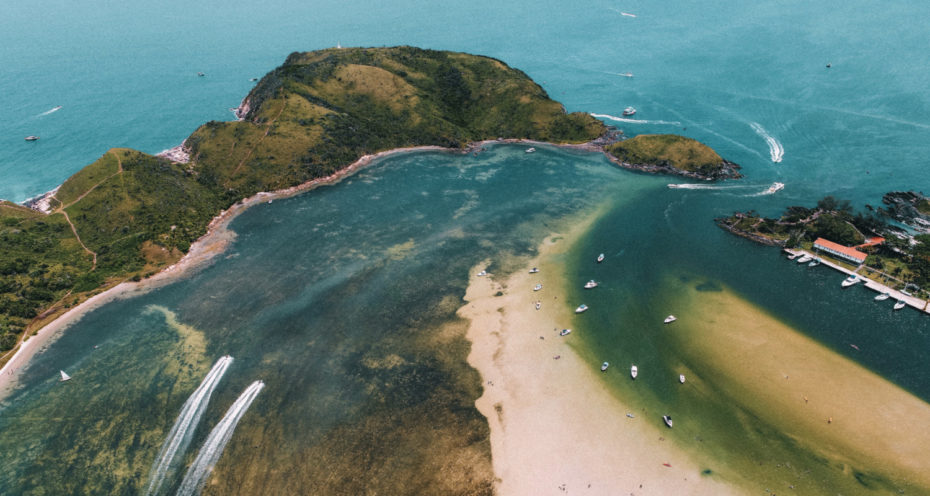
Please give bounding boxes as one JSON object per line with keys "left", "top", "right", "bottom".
{"left": 797, "top": 255, "right": 813, "bottom": 264}
{"left": 559, "top": 328, "right": 572, "bottom": 336}
{"left": 575, "top": 304, "right": 589, "bottom": 313}
{"left": 476, "top": 270, "right": 487, "bottom": 277}
{"left": 24, "top": 135, "right": 39, "bottom": 141}
{"left": 197, "top": 72, "right": 205, "bottom": 77}
{"left": 808, "top": 258, "right": 821, "bottom": 267}
{"left": 584, "top": 280, "right": 598, "bottom": 289}
{"left": 764, "top": 182, "right": 785, "bottom": 194}
{"left": 894, "top": 299, "right": 906, "bottom": 310}
{"left": 533, "top": 283, "right": 542, "bottom": 291}
{"left": 626, "top": 412, "right": 635, "bottom": 418}
{"left": 525, "top": 147, "right": 536, "bottom": 153}
{"left": 874, "top": 292, "right": 890, "bottom": 301}
{"left": 59, "top": 370, "right": 71, "bottom": 382}
{"left": 529, "top": 267, "right": 539, "bottom": 274}
{"left": 619, "top": 72, "right": 633, "bottom": 78}
{"left": 679, "top": 374, "right": 686, "bottom": 384}
{"left": 662, "top": 415, "right": 673, "bottom": 428}
{"left": 787, "top": 253, "right": 799, "bottom": 260}
{"left": 841, "top": 275, "right": 860, "bottom": 288}
{"left": 622, "top": 107, "right": 636, "bottom": 116}
{"left": 601, "top": 362, "right": 609, "bottom": 371}
{"left": 596, "top": 253, "right": 605, "bottom": 263}
{"left": 664, "top": 315, "right": 677, "bottom": 324}
{"left": 630, "top": 365, "right": 638, "bottom": 379}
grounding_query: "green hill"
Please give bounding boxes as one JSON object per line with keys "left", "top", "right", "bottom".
{"left": 605, "top": 134, "right": 740, "bottom": 179}
{"left": 0, "top": 46, "right": 606, "bottom": 352}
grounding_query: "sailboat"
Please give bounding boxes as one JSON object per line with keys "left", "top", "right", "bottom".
{"left": 59, "top": 370, "right": 71, "bottom": 382}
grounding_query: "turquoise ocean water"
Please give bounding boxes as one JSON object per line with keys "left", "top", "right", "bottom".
{"left": 2, "top": 0, "right": 930, "bottom": 493}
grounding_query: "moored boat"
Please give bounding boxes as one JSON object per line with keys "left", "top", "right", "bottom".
{"left": 601, "top": 362, "right": 609, "bottom": 371}
{"left": 630, "top": 365, "right": 638, "bottom": 379}
{"left": 797, "top": 254, "right": 813, "bottom": 264}
{"left": 584, "top": 280, "right": 598, "bottom": 289}
{"left": 575, "top": 304, "right": 588, "bottom": 313}
{"left": 535, "top": 301, "right": 541, "bottom": 310}
{"left": 59, "top": 370, "right": 71, "bottom": 382}
{"left": 559, "top": 328, "right": 571, "bottom": 336}
{"left": 874, "top": 292, "right": 890, "bottom": 301}
{"left": 529, "top": 267, "right": 539, "bottom": 273}
{"left": 596, "top": 253, "right": 605, "bottom": 263}
{"left": 664, "top": 315, "right": 677, "bottom": 324}
{"left": 476, "top": 270, "right": 487, "bottom": 277}
{"left": 841, "top": 275, "right": 860, "bottom": 287}
{"left": 525, "top": 147, "right": 536, "bottom": 153}
{"left": 533, "top": 283, "right": 542, "bottom": 291}
{"left": 679, "top": 374, "right": 686, "bottom": 384}
{"left": 662, "top": 415, "right": 673, "bottom": 428}
{"left": 894, "top": 299, "right": 906, "bottom": 310}
{"left": 787, "top": 253, "right": 799, "bottom": 260}
{"left": 808, "top": 257, "right": 821, "bottom": 267}
{"left": 24, "top": 135, "right": 39, "bottom": 141}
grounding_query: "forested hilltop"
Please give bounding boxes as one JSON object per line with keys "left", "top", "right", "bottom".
{"left": 0, "top": 46, "right": 607, "bottom": 355}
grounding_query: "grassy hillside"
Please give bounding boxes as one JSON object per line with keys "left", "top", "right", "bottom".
{"left": 1, "top": 46, "right": 606, "bottom": 356}
{"left": 605, "top": 134, "right": 730, "bottom": 176}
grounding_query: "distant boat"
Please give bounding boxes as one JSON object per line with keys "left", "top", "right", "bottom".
{"left": 477, "top": 270, "right": 487, "bottom": 277}
{"left": 626, "top": 412, "right": 635, "bottom": 418}
{"left": 620, "top": 12, "right": 637, "bottom": 17}
{"left": 662, "top": 415, "right": 673, "bottom": 428}
{"left": 197, "top": 72, "right": 205, "bottom": 77}
{"left": 664, "top": 315, "right": 677, "bottom": 324}
{"left": 601, "top": 362, "right": 609, "bottom": 372}
{"left": 59, "top": 370, "right": 71, "bottom": 382}
{"left": 619, "top": 72, "right": 633, "bottom": 78}
{"left": 622, "top": 107, "right": 636, "bottom": 116}
{"left": 797, "top": 254, "right": 813, "bottom": 264}
{"left": 529, "top": 267, "right": 539, "bottom": 274}
{"left": 525, "top": 147, "right": 536, "bottom": 153}
{"left": 679, "top": 374, "right": 686, "bottom": 384}
{"left": 596, "top": 253, "right": 605, "bottom": 263}
{"left": 841, "top": 275, "right": 860, "bottom": 288}
{"left": 250, "top": 77, "right": 258, "bottom": 81}
{"left": 584, "top": 280, "right": 598, "bottom": 289}
{"left": 533, "top": 283, "right": 542, "bottom": 291}
{"left": 575, "top": 304, "right": 589, "bottom": 313}
{"left": 894, "top": 299, "right": 906, "bottom": 310}
{"left": 874, "top": 292, "right": 890, "bottom": 301}
{"left": 631, "top": 365, "right": 638, "bottom": 379}
{"left": 764, "top": 182, "right": 785, "bottom": 194}
{"left": 559, "top": 328, "right": 572, "bottom": 336}
{"left": 808, "top": 258, "right": 821, "bottom": 267}
{"left": 24, "top": 135, "right": 39, "bottom": 141}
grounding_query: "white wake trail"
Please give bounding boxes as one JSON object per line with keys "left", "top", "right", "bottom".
{"left": 37, "top": 106, "right": 62, "bottom": 116}
{"left": 590, "top": 113, "right": 682, "bottom": 126}
{"left": 667, "top": 183, "right": 751, "bottom": 190}
{"left": 176, "top": 380, "right": 265, "bottom": 496}
{"left": 749, "top": 122, "right": 784, "bottom": 163}
{"left": 145, "top": 356, "right": 233, "bottom": 496}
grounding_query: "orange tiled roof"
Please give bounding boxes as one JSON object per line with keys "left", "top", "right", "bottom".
{"left": 814, "top": 237, "right": 868, "bottom": 262}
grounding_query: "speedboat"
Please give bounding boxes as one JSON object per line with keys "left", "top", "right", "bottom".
{"left": 630, "top": 365, "right": 638, "bottom": 379}
{"left": 841, "top": 275, "right": 860, "bottom": 288}
{"left": 533, "top": 283, "right": 542, "bottom": 291}
{"left": 575, "top": 304, "right": 588, "bottom": 313}
{"left": 808, "top": 258, "right": 821, "bottom": 267}
{"left": 894, "top": 299, "right": 906, "bottom": 310}
{"left": 529, "top": 267, "right": 539, "bottom": 274}
{"left": 559, "top": 328, "right": 572, "bottom": 336}
{"left": 525, "top": 147, "right": 536, "bottom": 153}
{"left": 620, "top": 72, "right": 634, "bottom": 78}
{"left": 596, "top": 253, "right": 605, "bottom": 263}
{"left": 679, "top": 374, "right": 686, "bottom": 384}
{"left": 664, "top": 315, "right": 677, "bottom": 324}
{"left": 197, "top": 72, "right": 205, "bottom": 77}
{"left": 476, "top": 270, "right": 487, "bottom": 277}
{"left": 797, "top": 255, "right": 813, "bottom": 264}
{"left": 601, "top": 362, "right": 609, "bottom": 371}
{"left": 874, "top": 292, "right": 890, "bottom": 301}
{"left": 59, "top": 370, "right": 71, "bottom": 382}
{"left": 662, "top": 415, "right": 673, "bottom": 428}
{"left": 24, "top": 136, "right": 39, "bottom": 141}
{"left": 622, "top": 107, "right": 636, "bottom": 116}
{"left": 584, "top": 280, "right": 598, "bottom": 289}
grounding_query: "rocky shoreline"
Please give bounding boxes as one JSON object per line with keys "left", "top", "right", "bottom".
{"left": 606, "top": 156, "right": 743, "bottom": 181}
{"left": 882, "top": 191, "right": 930, "bottom": 233}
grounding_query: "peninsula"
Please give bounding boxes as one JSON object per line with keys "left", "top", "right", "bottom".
{"left": 0, "top": 46, "right": 735, "bottom": 360}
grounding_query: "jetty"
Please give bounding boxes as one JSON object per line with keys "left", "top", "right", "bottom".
{"left": 784, "top": 248, "right": 930, "bottom": 314}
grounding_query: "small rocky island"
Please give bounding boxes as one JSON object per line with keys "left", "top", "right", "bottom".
{"left": 604, "top": 134, "right": 741, "bottom": 180}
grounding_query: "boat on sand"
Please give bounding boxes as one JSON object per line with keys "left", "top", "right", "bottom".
{"left": 662, "top": 415, "right": 673, "bottom": 428}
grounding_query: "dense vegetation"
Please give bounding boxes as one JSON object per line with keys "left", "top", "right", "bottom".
{"left": 605, "top": 134, "right": 738, "bottom": 178}
{"left": 0, "top": 46, "right": 607, "bottom": 356}
{"left": 718, "top": 195, "right": 930, "bottom": 292}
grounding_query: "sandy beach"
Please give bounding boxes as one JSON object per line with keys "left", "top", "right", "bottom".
{"left": 461, "top": 225, "right": 742, "bottom": 495}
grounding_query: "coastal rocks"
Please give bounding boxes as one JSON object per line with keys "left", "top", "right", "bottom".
{"left": 715, "top": 213, "right": 786, "bottom": 247}
{"left": 21, "top": 186, "right": 60, "bottom": 214}
{"left": 610, "top": 157, "right": 742, "bottom": 181}
{"left": 156, "top": 143, "right": 191, "bottom": 164}
{"left": 882, "top": 191, "right": 930, "bottom": 233}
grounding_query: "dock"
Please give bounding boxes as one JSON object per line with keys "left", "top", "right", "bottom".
{"left": 784, "top": 248, "right": 930, "bottom": 315}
